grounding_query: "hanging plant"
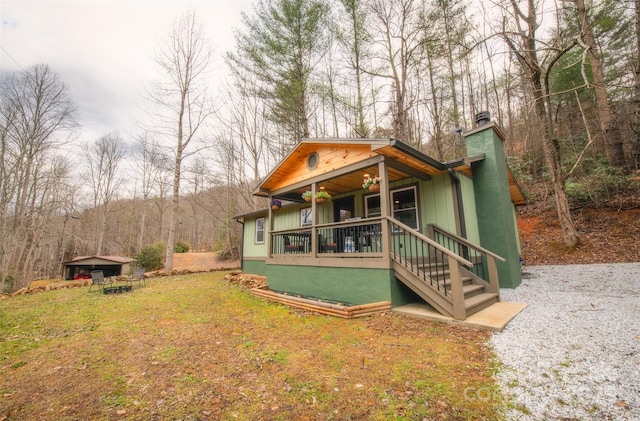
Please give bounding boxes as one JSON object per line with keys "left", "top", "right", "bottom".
{"left": 270, "top": 199, "right": 282, "bottom": 210}
{"left": 315, "top": 191, "right": 332, "bottom": 203}
{"left": 363, "top": 175, "right": 382, "bottom": 192}
{"left": 301, "top": 191, "right": 313, "bottom": 202}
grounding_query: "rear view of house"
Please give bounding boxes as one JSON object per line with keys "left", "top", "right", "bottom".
{"left": 236, "top": 113, "right": 524, "bottom": 321}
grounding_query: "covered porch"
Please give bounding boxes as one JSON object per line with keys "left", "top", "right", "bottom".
{"left": 250, "top": 138, "right": 512, "bottom": 320}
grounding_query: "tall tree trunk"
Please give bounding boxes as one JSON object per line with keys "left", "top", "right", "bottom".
{"left": 502, "top": 0, "right": 579, "bottom": 248}
{"left": 165, "top": 112, "right": 183, "bottom": 273}
{"left": 575, "top": 0, "right": 626, "bottom": 169}
{"left": 634, "top": 0, "right": 640, "bottom": 169}
{"left": 426, "top": 45, "right": 444, "bottom": 160}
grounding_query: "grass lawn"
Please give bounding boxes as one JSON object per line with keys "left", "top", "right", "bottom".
{"left": 0, "top": 272, "right": 503, "bottom": 420}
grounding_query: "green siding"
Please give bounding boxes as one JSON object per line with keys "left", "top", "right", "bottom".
{"left": 242, "top": 259, "right": 267, "bottom": 276}
{"left": 419, "top": 174, "right": 457, "bottom": 233}
{"left": 243, "top": 217, "right": 268, "bottom": 257}
{"left": 239, "top": 261, "right": 415, "bottom": 307}
{"left": 265, "top": 265, "right": 394, "bottom": 305}
{"left": 273, "top": 202, "right": 333, "bottom": 231}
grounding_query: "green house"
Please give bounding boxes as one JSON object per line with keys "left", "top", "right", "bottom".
{"left": 236, "top": 118, "right": 525, "bottom": 321}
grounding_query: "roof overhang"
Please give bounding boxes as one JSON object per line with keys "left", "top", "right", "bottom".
{"left": 253, "top": 138, "right": 447, "bottom": 200}
{"left": 251, "top": 137, "right": 525, "bottom": 206}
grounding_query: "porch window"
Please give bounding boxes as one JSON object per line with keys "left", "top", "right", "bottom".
{"left": 365, "top": 186, "right": 419, "bottom": 229}
{"left": 392, "top": 186, "right": 419, "bottom": 230}
{"left": 365, "top": 194, "right": 381, "bottom": 217}
{"left": 255, "top": 217, "right": 265, "bottom": 244}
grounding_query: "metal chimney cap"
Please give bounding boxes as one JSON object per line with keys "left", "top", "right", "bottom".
{"left": 475, "top": 111, "right": 491, "bottom": 126}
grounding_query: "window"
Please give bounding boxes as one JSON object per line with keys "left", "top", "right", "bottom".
{"left": 255, "top": 217, "right": 265, "bottom": 244}
{"left": 393, "top": 186, "right": 418, "bottom": 230}
{"left": 365, "top": 185, "right": 419, "bottom": 230}
{"left": 365, "top": 194, "right": 381, "bottom": 217}
{"left": 300, "top": 208, "right": 312, "bottom": 226}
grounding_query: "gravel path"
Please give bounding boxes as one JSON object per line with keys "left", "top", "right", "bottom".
{"left": 491, "top": 263, "right": 640, "bottom": 421}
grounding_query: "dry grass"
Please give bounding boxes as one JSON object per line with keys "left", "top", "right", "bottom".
{"left": 0, "top": 272, "right": 501, "bottom": 420}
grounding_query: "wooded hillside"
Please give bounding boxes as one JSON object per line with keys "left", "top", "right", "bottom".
{"left": 1, "top": 0, "right": 639, "bottom": 291}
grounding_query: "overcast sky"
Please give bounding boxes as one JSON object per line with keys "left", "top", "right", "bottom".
{"left": 1, "top": 0, "right": 253, "bottom": 143}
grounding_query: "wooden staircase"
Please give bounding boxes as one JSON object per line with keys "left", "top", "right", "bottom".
{"left": 388, "top": 220, "right": 504, "bottom": 321}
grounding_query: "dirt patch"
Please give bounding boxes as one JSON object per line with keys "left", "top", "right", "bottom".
{"left": 170, "top": 252, "right": 239, "bottom": 272}
{"left": 517, "top": 203, "right": 640, "bottom": 266}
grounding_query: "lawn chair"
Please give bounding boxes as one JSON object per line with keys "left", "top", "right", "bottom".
{"left": 128, "top": 267, "right": 146, "bottom": 288}
{"left": 88, "top": 270, "right": 111, "bottom": 292}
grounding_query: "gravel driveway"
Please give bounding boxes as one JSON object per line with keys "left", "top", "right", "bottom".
{"left": 491, "top": 263, "right": 640, "bottom": 421}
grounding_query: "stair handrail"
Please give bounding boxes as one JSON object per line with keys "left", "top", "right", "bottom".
{"left": 387, "top": 217, "right": 471, "bottom": 319}
{"left": 427, "top": 224, "right": 506, "bottom": 262}
{"left": 385, "top": 217, "right": 473, "bottom": 266}
{"left": 428, "top": 224, "right": 503, "bottom": 295}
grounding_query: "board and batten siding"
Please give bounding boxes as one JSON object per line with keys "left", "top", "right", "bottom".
{"left": 417, "top": 173, "right": 457, "bottom": 233}
{"left": 272, "top": 202, "right": 333, "bottom": 231}
{"left": 242, "top": 216, "right": 268, "bottom": 257}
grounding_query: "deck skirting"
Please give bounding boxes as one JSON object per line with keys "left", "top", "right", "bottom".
{"left": 251, "top": 287, "right": 390, "bottom": 318}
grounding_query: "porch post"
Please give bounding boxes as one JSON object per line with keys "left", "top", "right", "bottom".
{"left": 378, "top": 161, "right": 391, "bottom": 254}
{"left": 448, "top": 256, "right": 467, "bottom": 320}
{"left": 311, "top": 184, "right": 318, "bottom": 256}
{"left": 267, "top": 196, "right": 274, "bottom": 258}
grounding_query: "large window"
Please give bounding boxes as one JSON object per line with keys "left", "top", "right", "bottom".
{"left": 255, "top": 217, "right": 265, "bottom": 244}
{"left": 393, "top": 186, "right": 418, "bottom": 229}
{"left": 364, "top": 185, "right": 419, "bottom": 230}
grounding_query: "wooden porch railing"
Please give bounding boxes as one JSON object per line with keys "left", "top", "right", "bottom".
{"left": 387, "top": 218, "right": 475, "bottom": 319}
{"left": 427, "top": 224, "right": 505, "bottom": 294}
{"left": 270, "top": 217, "right": 384, "bottom": 257}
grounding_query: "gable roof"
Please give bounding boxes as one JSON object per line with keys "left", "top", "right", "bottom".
{"left": 254, "top": 137, "right": 525, "bottom": 205}
{"left": 64, "top": 255, "right": 133, "bottom": 265}
{"left": 254, "top": 138, "right": 444, "bottom": 199}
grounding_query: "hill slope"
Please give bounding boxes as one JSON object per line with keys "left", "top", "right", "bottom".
{"left": 517, "top": 204, "right": 640, "bottom": 266}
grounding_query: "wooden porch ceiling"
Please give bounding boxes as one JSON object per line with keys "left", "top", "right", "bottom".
{"left": 254, "top": 138, "right": 525, "bottom": 205}
{"left": 254, "top": 139, "right": 448, "bottom": 200}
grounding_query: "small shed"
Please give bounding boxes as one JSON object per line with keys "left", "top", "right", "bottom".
{"left": 63, "top": 255, "right": 133, "bottom": 280}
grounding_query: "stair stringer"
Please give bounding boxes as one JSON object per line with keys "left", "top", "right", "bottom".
{"left": 392, "top": 261, "right": 454, "bottom": 318}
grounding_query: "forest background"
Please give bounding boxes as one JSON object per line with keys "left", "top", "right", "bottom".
{"left": 1, "top": 0, "right": 639, "bottom": 292}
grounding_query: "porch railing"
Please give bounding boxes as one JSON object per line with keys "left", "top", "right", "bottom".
{"left": 427, "top": 224, "right": 504, "bottom": 294}
{"left": 270, "top": 217, "right": 384, "bottom": 256}
{"left": 388, "top": 218, "right": 473, "bottom": 298}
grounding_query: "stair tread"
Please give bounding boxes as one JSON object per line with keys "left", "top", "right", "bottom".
{"left": 465, "top": 292, "right": 499, "bottom": 308}
{"left": 443, "top": 277, "right": 473, "bottom": 287}
{"left": 463, "top": 284, "right": 485, "bottom": 293}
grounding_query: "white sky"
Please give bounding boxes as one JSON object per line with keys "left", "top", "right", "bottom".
{"left": 1, "top": 0, "right": 253, "bottom": 143}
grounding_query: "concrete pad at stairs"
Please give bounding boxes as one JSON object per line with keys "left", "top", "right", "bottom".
{"left": 392, "top": 301, "right": 528, "bottom": 332}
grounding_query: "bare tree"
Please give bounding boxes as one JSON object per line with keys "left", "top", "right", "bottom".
{"left": 368, "top": 0, "right": 425, "bottom": 144}
{"left": 132, "top": 131, "right": 170, "bottom": 252}
{"left": 497, "top": 0, "right": 579, "bottom": 247}
{"left": 147, "top": 11, "right": 214, "bottom": 271}
{"left": 633, "top": 0, "right": 640, "bottom": 169}
{"left": 82, "top": 132, "right": 125, "bottom": 255}
{"left": 569, "top": 0, "right": 627, "bottom": 169}
{"left": 0, "top": 64, "right": 77, "bottom": 289}
{"left": 334, "top": 0, "right": 373, "bottom": 137}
